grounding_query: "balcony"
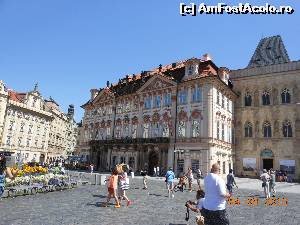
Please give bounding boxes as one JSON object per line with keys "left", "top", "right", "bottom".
{"left": 89, "top": 137, "right": 170, "bottom": 147}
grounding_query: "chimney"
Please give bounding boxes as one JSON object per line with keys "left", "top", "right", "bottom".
{"left": 218, "top": 67, "right": 230, "bottom": 85}
{"left": 90, "top": 89, "right": 98, "bottom": 100}
{"left": 202, "top": 54, "right": 212, "bottom": 61}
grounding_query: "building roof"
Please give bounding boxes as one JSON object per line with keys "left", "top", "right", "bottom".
{"left": 8, "top": 91, "right": 26, "bottom": 103}
{"left": 247, "top": 35, "right": 290, "bottom": 68}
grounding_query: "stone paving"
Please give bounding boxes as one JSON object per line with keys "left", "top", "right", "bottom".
{"left": 0, "top": 178, "right": 299, "bottom": 225}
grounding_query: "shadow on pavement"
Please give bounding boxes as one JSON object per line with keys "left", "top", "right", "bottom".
{"left": 92, "top": 194, "right": 107, "bottom": 198}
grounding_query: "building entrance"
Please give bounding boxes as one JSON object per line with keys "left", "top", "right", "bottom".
{"left": 148, "top": 150, "right": 159, "bottom": 176}
{"left": 263, "top": 159, "right": 273, "bottom": 170}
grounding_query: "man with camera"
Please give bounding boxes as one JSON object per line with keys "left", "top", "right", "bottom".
{"left": 185, "top": 189, "right": 205, "bottom": 225}
{"left": 201, "top": 163, "right": 231, "bottom": 225}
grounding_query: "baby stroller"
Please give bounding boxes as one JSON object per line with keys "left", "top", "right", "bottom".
{"left": 174, "top": 175, "right": 187, "bottom": 192}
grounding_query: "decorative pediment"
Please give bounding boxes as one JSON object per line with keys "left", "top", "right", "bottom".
{"left": 137, "top": 74, "right": 176, "bottom": 93}
{"left": 92, "top": 88, "right": 114, "bottom": 105}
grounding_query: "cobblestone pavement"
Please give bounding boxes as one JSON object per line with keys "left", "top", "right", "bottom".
{"left": 0, "top": 178, "right": 299, "bottom": 225}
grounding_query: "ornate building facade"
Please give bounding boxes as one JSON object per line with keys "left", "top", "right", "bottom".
{"left": 81, "top": 55, "right": 236, "bottom": 176}
{"left": 231, "top": 35, "right": 300, "bottom": 180}
{"left": 0, "top": 82, "right": 77, "bottom": 163}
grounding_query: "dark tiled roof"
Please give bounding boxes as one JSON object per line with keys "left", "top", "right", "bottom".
{"left": 248, "top": 35, "right": 290, "bottom": 68}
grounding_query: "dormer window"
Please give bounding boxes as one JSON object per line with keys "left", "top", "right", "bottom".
{"left": 185, "top": 60, "right": 199, "bottom": 77}
{"left": 188, "top": 65, "right": 194, "bottom": 76}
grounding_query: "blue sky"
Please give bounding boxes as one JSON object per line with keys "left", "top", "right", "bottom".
{"left": 0, "top": 0, "right": 299, "bottom": 121}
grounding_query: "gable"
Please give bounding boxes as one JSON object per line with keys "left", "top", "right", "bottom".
{"left": 92, "top": 88, "right": 114, "bottom": 105}
{"left": 137, "top": 74, "right": 177, "bottom": 93}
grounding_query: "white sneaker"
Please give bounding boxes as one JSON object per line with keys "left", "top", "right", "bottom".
{"left": 172, "top": 194, "right": 175, "bottom": 198}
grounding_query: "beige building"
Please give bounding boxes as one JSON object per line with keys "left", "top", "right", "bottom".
{"left": 81, "top": 55, "right": 236, "bottom": 175}
{"left": 0, "top": 81, "right": 77, "bottom": 163}
{"left": 231, "top": 35, "right": 300, "bottom": 180}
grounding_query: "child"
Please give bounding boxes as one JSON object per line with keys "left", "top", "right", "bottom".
{"left": 104, "top": 169, "right": 120, "bottom": 208}
{"left": 119, "top": 170, "right": 132, "bottom": 206}
{"left": 186, "top": 189, "right": 205, "bottom": 225}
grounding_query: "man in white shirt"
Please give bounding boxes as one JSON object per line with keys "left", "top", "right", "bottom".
{"left": 202, "top": 163, "right": 230, "bottom": 225}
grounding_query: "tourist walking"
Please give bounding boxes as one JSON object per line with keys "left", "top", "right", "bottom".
{"left": 186, "top": 167, "right": 194, "bottom": 192}
{"left": 165, "top": 167, "right": 175, "bottom": 198}
{"left": 201, "top": 163, "right": 231, "bottom": 225}
{"left": 269, "top": 169, "right": 276, "bottom": 197}
{"left": 196, "top": 169, "right": 202, "bottom": 189}
{"left": 260, "top": 169, "right": 271, "bottom": 198}
{"left": 104, "top": 169, "right": 121, "bottom": 208}
{"left": 0, "top": 154, "right": 14, "bottom": 197}
{"left": 226, "top": 169, "right": 237, "bottom": 195}
{"left": 119, "top": 169, "right": 132, "bottom": 206}
{"left": 141, "top": 169, "right": 148, "bottom": 190}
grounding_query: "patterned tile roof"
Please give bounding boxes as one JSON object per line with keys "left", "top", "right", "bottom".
{"left": 247, "top": 35, "right": 290, "bottom": 68}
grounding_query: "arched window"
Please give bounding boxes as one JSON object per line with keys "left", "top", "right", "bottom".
{"left": 244, "top": 122, "right": 253, "bottom": 137}
{"left": 263, "top": 121, "right": 272, "bottom": 137}
{"left": 283, "top": 121, "right": 293, "bottom": 137}
{"left": 281, "top": 88, "right": 291, "bottom": 104}
{"left": 245, "top": 92, "right": 252, "bottom": 106}
{"left": 262, "top": 91, "right": 270, "bottom": 105}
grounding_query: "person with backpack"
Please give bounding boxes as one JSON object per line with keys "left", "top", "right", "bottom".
{"left": 226, "top": 169, "right": 237, "bottom": 195}
{"left": 165, "top": 167, "right": 175, "bottom": 198}
{"left": 104, "top": 169, "right": 121, "bottom": 208}
{"left": 260, "top": 169, "right": 270, "bottom": 198}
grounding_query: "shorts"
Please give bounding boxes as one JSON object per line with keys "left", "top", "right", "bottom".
{"left": 108, "top": 187, "right": 116, "bottom": 195}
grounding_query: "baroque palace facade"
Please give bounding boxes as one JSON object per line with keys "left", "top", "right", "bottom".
{"left": 81, "top": 35, "right": 300, "bottom": 179}
{"left": 0, "top": 82, "right": 77, "bottom": 163}
{"left": 81, "top": 55, "right": 236, "bottom": 176}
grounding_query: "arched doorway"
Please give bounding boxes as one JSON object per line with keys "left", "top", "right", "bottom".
{"left": 39, "top": 154, "right": 45, "bottom": 163}
{"left": 261, "top": 149, "right": 274, "bottom": 170}
{"left": 148, "top": 150, "right": 159, "bottom": 176}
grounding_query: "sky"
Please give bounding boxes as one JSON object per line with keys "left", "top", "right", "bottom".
{"left": 0, "top": 0, "right": 299, "bottom": 122}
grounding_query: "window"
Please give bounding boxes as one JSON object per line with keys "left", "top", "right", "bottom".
{"left": 223, "top": 162, "right": 226, "bottom": 174}
{"left": 18, "top": 137, "right": 22, "bottom": 146}
{"left": 124, "top": 102, "right": 131, "bottom": 112}
{"left": 120, "top": 156, "right": 126, "bottom": 164}
{"left": 245, "top": 122, "right": 253, "bottom": 137}
{"left": 144, "top": 97, "right": 152, "bottom": 109}
{"left": 106, "top": 127, "right": 111, "bottom": 137}
{"left": 26, "top": 138, "right": 31, "bottom": 147}
{"left": 6, "top": 136, "right": 11, "bottom": 146}
{"left": 116, "top": 104, "right": 123, "bottom": 114}
{"left": 222, "top": 95, "right": 225, "bottom": 108}
{"left": 178, "top": 90, "right": 188, "bottom": 105}
{"left": 153, "top": 95, "right": 161, "bottom": 108}
{"left": 34, "top": 139, "right": 38, "bottom": 146}
{"left": 217, "top": 121, "right": 220, "bottom": 139}
{"left": 164, "top": 93, "right": 172, "bottom": 107}
{"left": 262, "top": 91, "right": 270, "bottom": 105}
{"left": 281, "top": 88, "right": 291, "bottom": 104}
{"left": 129, "top": 157, "right": 135, "bottom": 169}
{"left": 28, "top": 124, "right": 33, "bottom": 134}
{"left": 245, "top": 92, "right": 252, "bottom": 106}
{"left": 143, "top": 123, "right": 150, "bottom": 138}
{"left": 178, "top": 121, "right": 186, "bottom": 137}
{"left": 115, "top": 126, "right": 121, "bottom": 139}
{"left": 124, "top": 125, "right": 129, "bottom": 137}
{"left": 152, "top": 123, "right": 160, "bottom": 137}
{"left": 283, "top": 121, "right": 292, "bottom": 137}
{"left": 132, "top": 124, "right": 137, "bottom": 138}
{"left": 20, "top": 122, "right": 25, "bottom": 132}
{"left": 162, "top": 122, "right": 169, "bottom": 137}
{"left": 192, "top": 86, "right": 202, "bottom": 103}
{"left": 32, "top": 97, "right": 37, "bottom": 107}
{"left": 8, "top": 120, "right": 14, "bottom": 131}
{"left": 187, "top": 65, "right": 194, "bottom": 75}
{"left": 263, "top": 121, "right": 272, "bottom": 138}
{"left": 228, "top": 127, "right": 232, "bottom": 143}
{"left": 192, "top": 120, "right": 201, "bottom": 137}
{"left": 217, "top": 91, "right": 220, "bottom": 105}
{"left": 191, "top": 160, "right": 199, "bottom": 172}
{"left": 222, "top": 123, "right": 225, "bottom": 141}
{"left": 112, "top": 156, "right": 117, "bottom": 167}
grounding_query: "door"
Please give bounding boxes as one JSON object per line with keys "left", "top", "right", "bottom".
{"left": 263, "top": 159, "right": 273, "bottom": 170}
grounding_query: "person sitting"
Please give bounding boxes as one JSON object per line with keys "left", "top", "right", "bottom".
{"left": 174, "top": 175, "right": 187, "bottom": 192}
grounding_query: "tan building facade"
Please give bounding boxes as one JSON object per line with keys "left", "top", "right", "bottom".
{"left": 231, "top": 35, "right": 300, "bottom": 180}
{"left": 0, "top": 81, "right": 77, "bottom": 163}
{"left": 81, "top": 56, "right": 236, "bottom": 176}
